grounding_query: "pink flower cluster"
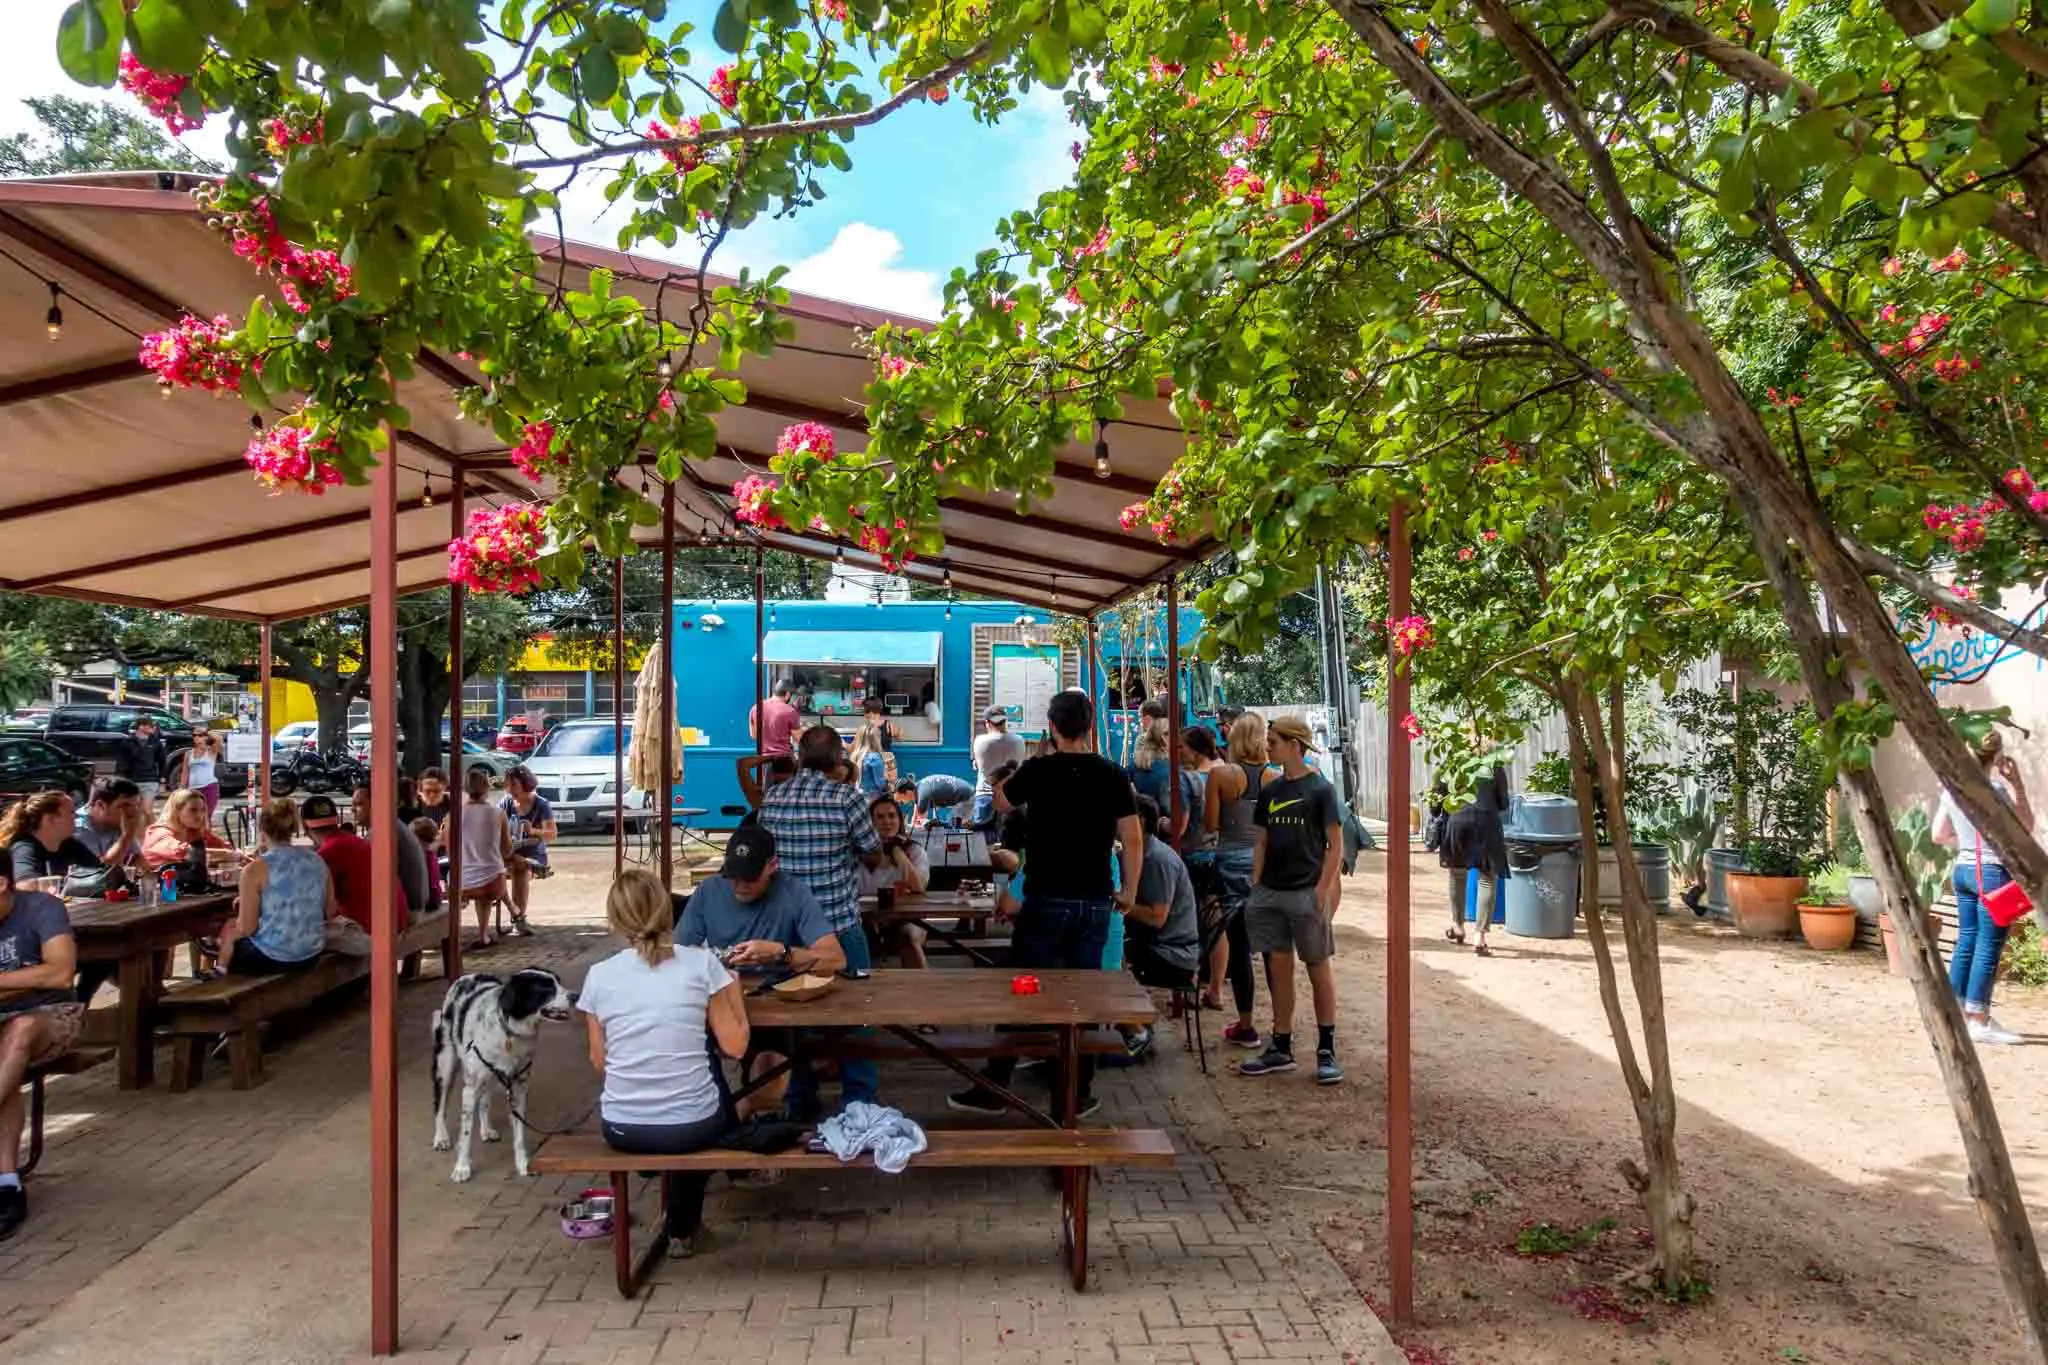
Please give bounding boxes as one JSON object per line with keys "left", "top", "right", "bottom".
{"left": 1148, "top": 57, "right": 1184, "bottom": 81}
{"left": 1930, "top": 248, "right": 1968, "bottom": 273}
{"left": 878, "top": 354, "right": 917, "bottom": 381}
{"left": 119, "top": 54, "right": 201, "bottom": 134}
{"left": 1387, "top": 614, "right": 1435, "bottom": 657}
{"left": 777, "top": 421, "right": 836, "bottom": 461}
{"left": 647, "top": 117, "right": 703, "bottom": 173}
{"left": 448, "top": 505, "right": 546, "bottom": 595}
{"left": 709, "top": 66, "right": 740, "bottom": 110}
{"left": 818, "top": 0, "right": 849, "bottom": 19}
{"left": 140, "top": 314, "right": 244, "bottom": 394}
{"left": 263, "top": 115, "right": 323, "bottom": 158}
{"left": 733, "top": 473, "right": 785, "bottom": 530}
{"left": 510, "top": 421, "right": 565, "bottom": 482}
{"left": 244, "top": 424, "right": 343, "bottom": 495}
{"left": 1399, "top": 712, "right": 1424, "bottom": 740}
{"left": 1280, "top": 188, "right": 1329, "bottom": 227}
{"left": 858, "top": 518, "right": 915, "bottom": 573}
{"left": 1074, "top": 224, "right": 1111, "bottom": 259}
{"left": 224, "top": 200, "right": 355, "bottom": 313}
{"left": 1924, "top": 469, "right": 2048, "bottom": 552}
{"left": 1222, "top": 166, "right": 1266, "bottom": 199}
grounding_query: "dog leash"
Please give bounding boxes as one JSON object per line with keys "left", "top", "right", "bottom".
{"left": 464, "top": 1041, "right": 594, "bottom": 1136}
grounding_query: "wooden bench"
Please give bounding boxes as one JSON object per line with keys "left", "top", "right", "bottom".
{"left": 805, "top": 1025, "right": 1127, "bottom": 1062}
{"left": 21, "top": 1048, "right": 112, "bottom": 1176}
{"left": 532, "top": 1126, "right": 1176, "bottom": 1296}
{"left": 159, "top": 910, "right": 452, "bottom": 1091}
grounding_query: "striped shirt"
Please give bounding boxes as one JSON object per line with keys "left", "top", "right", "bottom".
{"left": 760, "top": 770, "right": 882, "bottom": 932}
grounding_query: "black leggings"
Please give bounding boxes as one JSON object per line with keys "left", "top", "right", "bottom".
{"left": 1223, "top": 910, "right": 1256, "bottom": 1016}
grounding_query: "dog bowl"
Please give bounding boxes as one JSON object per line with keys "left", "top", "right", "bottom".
{"left": 771, "top": 973, "right": 839, "bottom": 1002}
{"left": 560, "top": 1188, "right": 615, "bottom": 1241}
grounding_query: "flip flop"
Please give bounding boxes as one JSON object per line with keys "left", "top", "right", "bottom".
{"left": 1474, "top": 942, "right": 1493, "bottom": 957}
{"left": 464, "top": 936, "right": 495, "bottom": 952}
{"left": 1445, "top": 928, "right": 1465, "bottom": 944}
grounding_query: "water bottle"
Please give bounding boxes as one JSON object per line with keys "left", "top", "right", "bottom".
{"left": 161, "top": 867, "right": 180, "bottom": 903}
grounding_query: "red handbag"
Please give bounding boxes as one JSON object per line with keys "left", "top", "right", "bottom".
{"left": 1979, "top": 839, "right": 2035, "bottom": 928}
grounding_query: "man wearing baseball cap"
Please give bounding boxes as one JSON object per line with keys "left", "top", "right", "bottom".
{"left": 969, "top": 705, "right": 1026, "bottom": 829}
{"left": 1239, "top": 714, "right": 1346, "bottom": 1085}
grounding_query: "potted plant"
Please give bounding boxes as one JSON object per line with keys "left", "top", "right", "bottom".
{"left": 1798, "top": 865, "right": 1858, "bottom": 951}
{"left": 1832, "top": 798, "right": 1883, "bottom": 924}
{"left": 1664, "top": 786, "right": 1720, "bottom": 916}
{"left": 1730, "top": 838, "right": 1816, "bottom": 937}
{"left": 1695, "top": 690, "right": 1828, "bottom": 938}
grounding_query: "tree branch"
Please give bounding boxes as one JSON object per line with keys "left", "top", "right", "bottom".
{"left": 512, "top": 39, "right": 996, "bottom": 171}
{"left": 1840, "top": 537, "right": 2048, "bottom": 661}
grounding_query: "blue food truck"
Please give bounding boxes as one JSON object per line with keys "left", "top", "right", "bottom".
{"left": 670, "top": 597, "right": 1214, "bottom": 823}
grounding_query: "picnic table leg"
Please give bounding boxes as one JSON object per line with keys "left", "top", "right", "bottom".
{"left": 1058, "top": 1025, "right": 1079, "bottom": 1129}
{"left": 115, "top": 953, "right": 157, "bottom": 1090}
{"left": 1061, "top": 1166, "right": 1092, "bottom": 1291}
{"left": 611, "top": 1170, "right": 635, "bottom": 1297}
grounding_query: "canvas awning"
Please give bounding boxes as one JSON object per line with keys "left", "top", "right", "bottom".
{"left": 761, "top": 629, "right": 943, "bottom": 667}
{"left": 0, "top": 172, "right": 1203, "bottom": 624}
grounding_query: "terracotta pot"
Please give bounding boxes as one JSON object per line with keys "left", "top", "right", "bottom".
{"left": 1726, "top": 872, "right": 1807, "bottom": 939}
{"left": 1881, "top": 909, "right": 1939, "bottom": 977}
{"left": 1799, "top": 901, "right": 1857, "bottom": 952}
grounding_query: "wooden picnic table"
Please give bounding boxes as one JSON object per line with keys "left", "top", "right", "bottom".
{"left": 744, "top": 968, "right": 1154, "bottom": 1128}
{"left": 67, "top": 890, "right": 236, "bottom": 1090}
{"left": 861, "top": 888, "right": 1000, "bottom": 960}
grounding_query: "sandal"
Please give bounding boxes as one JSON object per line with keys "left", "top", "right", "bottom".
{"left": 1474, "top": 942, "right": 1493, "bottom": 958}
{"left": 510, "top": 915, "right": 534, "bottom": 938}
{"left": 1445, "top": 927, "right": 1465, "bottom": 944}
{"left": 464, "top": 935, "right": 495, "bottom": 952}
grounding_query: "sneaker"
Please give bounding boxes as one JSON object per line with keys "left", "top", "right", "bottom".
{"left": 945, "top": 1087, "right": 1009, "bottom": 1116}
{"left": 1222, "top": 1021, "right": 1262, "bottom": 1050}
{"left": 1071, "top": 1094, "right": 1102, "bottom": 1121}
{"left": 1123, "top": 1025, "right": 1154, "bottom": 1060}
{"left": 0, "top": 1185, "right": 24, "bottom": 1243}
{"left": 1237, "top": 1047, "right": 1297, "bottom": 1077}
{"left": 1315, "top": 1049, "right": 1345, "bottom": 1086}
{"left": 1970, "top": 1017, "right": 2024, "bottom": 1046}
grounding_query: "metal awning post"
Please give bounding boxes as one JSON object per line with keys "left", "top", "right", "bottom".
{"left": 660, "top": 482, "right": 677, "bottom": 886}
{"left": 613, "top": 554, "right": 625, "bottom": 878}
{"left": 445, "top": 476, "right": 464, "bottom": 980}
{"left": 368, "top": 433, "right": 400, "bottom": 1355}
{"left": 257, "top": 621, "right": 272, "bottom": 804}
{"left": 1085, "top": 615, "right": 1100, "bottom": 752}
{"left": 753, "top": 544, "right": 766, "bottom": 758}
{"left": 1386, "top": 501, "right": 1414, "bottom": 1327}
{"left": 1166, "top": 580, "right": 1182, "bottom": 836}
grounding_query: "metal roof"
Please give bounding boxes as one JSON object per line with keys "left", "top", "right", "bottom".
{"left": 0, "top": 174, "right": 1198, "bottom": 622}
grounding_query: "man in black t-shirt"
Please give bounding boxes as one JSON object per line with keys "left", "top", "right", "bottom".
{"left": 947, "top": 689, "right": 1140, "bottom": 1122}
{"left": 1239, "top": 715, "right": 1346, "bottom": 1086}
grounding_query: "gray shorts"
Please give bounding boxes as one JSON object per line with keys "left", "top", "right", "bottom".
{"left": 1245, "top": 884, "right": 1334, "bottom": 964}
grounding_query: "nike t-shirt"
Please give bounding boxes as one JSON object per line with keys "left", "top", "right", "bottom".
{"left": 1254, "top": 770, "right": 1341, "bottom": 890}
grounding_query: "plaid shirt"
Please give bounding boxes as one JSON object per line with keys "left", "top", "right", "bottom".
{"left": 760, "top": 770, "right": 881, "bottom": 932}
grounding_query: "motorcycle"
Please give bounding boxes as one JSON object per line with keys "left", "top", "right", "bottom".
{"left": 269, "top": 746, "right": 369, "bottom": 798}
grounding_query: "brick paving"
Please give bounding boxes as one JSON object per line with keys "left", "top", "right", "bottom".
{"left": 8, "top": 855, "right": 1397, "bottom": 1364}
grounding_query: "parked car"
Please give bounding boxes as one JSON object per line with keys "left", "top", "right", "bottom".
{"left": 0, "top": 737, "right": 93, "bottom": 807}
{"left": 4, "top": 706, "right": 51, "bottom": 735}
{"left": 523, "top": 717, "right": 642, "bottom": 831}
{"left": 43, "top": 704, "right": 250, "bottom": 795}
{"left": 494, "top": 715, "right": 543, "bottom": 755}
{"left": 272, "top": 721, "right": 321, "bottom": 755}
{"left": 455, "top": 739, "right": 520, "bottom": 785}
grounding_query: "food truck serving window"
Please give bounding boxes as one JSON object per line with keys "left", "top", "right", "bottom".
{"left": 761, "top": 630, "right": 942, "bottom": 744}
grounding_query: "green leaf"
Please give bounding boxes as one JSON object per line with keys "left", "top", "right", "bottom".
{"left": 57, "top": 0, "right": 122, "bottom": 86}
{"left": 368, "top": 0, "right": 412, "bottom": 32}
{"left": 1911, "top": 18, "right": 1952, "bottom": 48}
{"left": 711, "top": 0, "right": 748, "bottom": 54}
{"left": 578, "top": 45, "right": 619, "bottom": 103}
{"left": 127, "top": 0, "right": 205, "bottom": 73}
{"left": 1962, "top": 0, "right": 2017, "bottom": 32}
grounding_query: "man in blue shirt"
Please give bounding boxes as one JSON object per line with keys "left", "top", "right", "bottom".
{"left": 0, "top": 868, "right": 81, "bottom": 1241}
{"left": 676, "top": 825, "right": 845, "bottom": 976}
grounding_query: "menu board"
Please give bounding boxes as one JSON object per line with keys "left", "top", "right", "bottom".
{"left": 988, "top": 643, "right": 1062, "bottom": 737}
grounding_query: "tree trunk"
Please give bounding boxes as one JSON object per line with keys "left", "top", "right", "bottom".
{"left": 312, "top": 686, "right": 355, "bottom": 758}
{"left": 397, "top": 641, "right": 453, "bottom": 777}
{"left": 1561, "top": 677, "right": 1698, "bottom": 1291}
{"left": 1753, "top": 523, "right": 2048, "bottom": 1359}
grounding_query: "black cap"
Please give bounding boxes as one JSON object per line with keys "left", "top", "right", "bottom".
{"left": 721, "top": 824, "right": 775, "bottom": 880}
{"left": 301, "top": 794, "right": 341, "bottom": 828}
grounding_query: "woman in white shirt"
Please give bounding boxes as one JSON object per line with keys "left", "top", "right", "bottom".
{"left": 860, "top": 794, "right": 931, "bottom": 967}
{"left": 1932, "top": 730, "right": 2035, "bottom": 1045}
{"left": 578, "top": 868, "right": 749, "bottom": 1256}
{"left": 453, "top": 767, "right": 512, "bottom": 952}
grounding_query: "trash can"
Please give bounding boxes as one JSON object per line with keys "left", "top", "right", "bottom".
{"left": 1704, "top": 848, "right": 1742, "bottom": 921}
{"left": 1503, "top": 838, "right": 1580, "bottom": 939}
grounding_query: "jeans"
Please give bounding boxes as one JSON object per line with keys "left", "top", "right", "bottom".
{"left": 785, "top": 925, "right": 879, "bottom": 1114}
{"left": 601, "top": 1109, "right": 730, "bottom": 1242}
{"left": 1949, "top": 862, "right": 2014, "bottom": 1013}
{"left": 1216, "top": 847, "right": 1256, "bottom": 1015}
{"left": 984, "top": 895, "right": 1112, "bottom": 1105}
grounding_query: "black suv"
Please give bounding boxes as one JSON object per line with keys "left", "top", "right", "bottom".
{"left": 42, "top": 704, "right": 250, "bottom": 795}
{"left": 0, "top": 737, "right": 92, "bottom": 807}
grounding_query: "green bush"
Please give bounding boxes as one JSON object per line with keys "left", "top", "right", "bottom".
{"left": 2006, "top": 920, "right": 2048, "bottom": 989}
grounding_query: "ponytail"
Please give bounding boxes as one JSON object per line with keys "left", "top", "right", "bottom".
{"left": 605, "top": 868, "right": 676, "bottom": 966}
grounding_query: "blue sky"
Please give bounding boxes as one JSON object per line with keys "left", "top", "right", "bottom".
{"left": 1, "top": 0, "right": 1077, "bottom": 318}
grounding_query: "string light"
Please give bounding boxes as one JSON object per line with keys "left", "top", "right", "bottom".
{"left": 656, "top": 354, "right": 674, "bottom": 380}
{"left": 1093, "top": 420, "right": 1111, "bottom": 478}
{"left": 44, "top": 283, "right": 63, "bottom": 341}
{"left": 834, "top": 543, "right": 845, "bottom": 564}
{"left": 941, "top": 565, "right": 952, "bottom": 589}
{"left": 421, "top": 471, "right": 435, "bottom": 508}
{"left": 945, "top": 588, "right": 955, "bottom": 621}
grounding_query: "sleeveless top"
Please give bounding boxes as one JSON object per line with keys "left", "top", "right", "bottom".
{"left": 1215, "top": 762, "right": 1264, "bottom": 851}
{"left": 460, "top": 803, "right": 507, "bottom": 889}
{"left": 186, "top": 752, "right": 217, "bottom": 787}
{"left": 250, "top": 845, "right": 327, "bottom": 963}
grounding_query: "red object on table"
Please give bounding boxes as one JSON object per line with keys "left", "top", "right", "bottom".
{"left": 1011, "top": 973, "right": 1041, "bottom": 995}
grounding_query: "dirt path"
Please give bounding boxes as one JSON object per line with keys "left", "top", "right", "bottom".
{"left": 1204, "top": 847, "right": 2047, "bottom": 1365}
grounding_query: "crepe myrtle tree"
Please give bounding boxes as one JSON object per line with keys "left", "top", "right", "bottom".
{"left": 724, "top": 0, "right": 2048, "bottom": 1336}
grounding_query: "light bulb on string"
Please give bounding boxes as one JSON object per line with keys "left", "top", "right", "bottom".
{"left": 422, "top": 472, "right": 435, "bottom": 508}
{"left": 656, "top": 354, "right": 673, "bottom": 381}
{"left": 1093, "top": 420, "right": 1111, "bottom": 478}
{"left": 44, "top": 283, "right": 63, "bottom": 341}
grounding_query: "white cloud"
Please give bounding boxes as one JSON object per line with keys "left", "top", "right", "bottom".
{"left": 753, "top": 222, "right": 943, "bottom": 319}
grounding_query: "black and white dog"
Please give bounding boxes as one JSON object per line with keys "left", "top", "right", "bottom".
{"left": 431, "top": 969, "right": 576, "bottom": 1182}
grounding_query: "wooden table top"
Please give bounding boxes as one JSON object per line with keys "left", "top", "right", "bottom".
{"left": 66, "top": 891, "right": 236, "bottom": 949}
{"left": 745, "top": 968, "right": 1155, "bottom": 1029}
{"left": 860, "top": 890, "right": 996, "bottom": 923}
